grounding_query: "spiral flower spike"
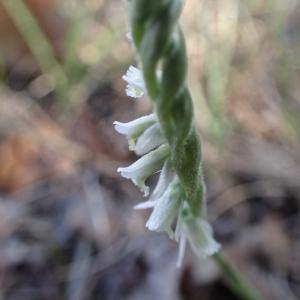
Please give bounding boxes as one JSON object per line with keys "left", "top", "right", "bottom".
{"left": 111, "top": 0, "right": 219, "bottom": 265}
{"left": 114, "top": 2, "right": 264, "bottom": 300}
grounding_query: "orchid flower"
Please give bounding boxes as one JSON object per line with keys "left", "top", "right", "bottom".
{"left": 114, "top": 114, "right": 157, "bottom": 150}
{"left": 145, "top": 178, "right": 181, "bottom": 238}
{"left": 117, "top": 144, "right": 170, "bottom": 196}
{"left": 133, "top": 123, "right": 165, "bottom": 155}
{"left": 134, "top": 159, "right": 173, "bottom": 208}
{"left": 122, "top": 65, "right": 146, "bottom": 98}
{"left": 175, "top": 206, "right": 221, "bottom": 267}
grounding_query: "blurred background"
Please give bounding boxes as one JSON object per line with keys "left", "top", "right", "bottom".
{"left": 0, "top": 0, "right": 299, "bottom": 299}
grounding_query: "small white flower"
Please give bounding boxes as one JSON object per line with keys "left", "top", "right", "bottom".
{"left": 123, "top": 65, "right": 146, "bottom": 98}
{"left": 133, "top": 123, "right": 165, "bottom": 155}
{"left": 176, "top": 215, "right": 220, "bottom": 267}
{"left": 184, "top": 217, "right": 221, "bottom": 256}
{"left": 118, "top": 144, "right": 170, "bottom": 196}
{"left": 145, "top": 179, "right": 181, "bottom": 238}
{"left": 114, "top": 114, "right": 157, "bottom": 148}
{"left": 134, "top": 159, "right": 173, "bottom": 208}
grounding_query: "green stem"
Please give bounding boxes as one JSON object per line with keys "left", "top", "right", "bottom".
{"left": 213, "top": 252, "right": 264, "bottom": 300}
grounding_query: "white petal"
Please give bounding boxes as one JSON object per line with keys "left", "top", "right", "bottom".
{"left": 118, "top": 144, "right": 170, "bottom": 196}
{"left": 132, "top": 179, "right": 150, "bottom": 197}
{"left": 125, "top": 85, "right": 144, "bottom": 98}
{"left": 150, "top": 159, "right": 174, "bottom": 201}
{"left": 113, "top": 114, "right": 156, "bottom": 139}
{"left": 134, "top": 123, "right": 165, "bottom": 155}
{"left": 145, "top": 179, "right": 181, "bottom": 238}
{"left": 176, "top": 233, "right": 187, "bottom": 268}
{"left": 174, "top": 205, "right": 183, "bottom": 242}
{"left": 183, "top": 218, "right": 221, "bottom": 257}
{"left": 123, "top": 66, "right": 145, "bottom": 89}
{"left": 134, "top": 200, "right": 156, "bottom": 210}
{"left": 122, "top": 65, "right": 146, "bottom": 98}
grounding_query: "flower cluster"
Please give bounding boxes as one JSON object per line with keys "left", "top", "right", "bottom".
{"left": 114, "top": 66, "right": 220, "bottom": 266}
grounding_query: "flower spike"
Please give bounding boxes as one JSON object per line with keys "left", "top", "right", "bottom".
{"left": 116, "top": 0, "right": 221, "bottom": 269}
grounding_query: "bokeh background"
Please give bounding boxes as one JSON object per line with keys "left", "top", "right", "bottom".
{"left": 0, "top": 0, "right": 299, "bottom": 299}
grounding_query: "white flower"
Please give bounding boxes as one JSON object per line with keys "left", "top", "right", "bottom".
{"left": 135, "top": 178, "right": 181, "bottom": 238}
{"left": 135, "top": 176, "right": 182, "bottom": 238}
{"left": 117, "top": 144, "right": 170, "bottom": 196}
{"left": 145, "top": 179, "right": 181, "bottom": 238}
{"left": 134, "top": 159, "right": 173, "bottom": 208}
{"left": 175, "top": 211, "right": 221, "bottom": 267}
{"left": 184, "top": 217, "right": 221, "bottom": 256}
{"left": 133, "top": 123, "right": 165, "bottom": 155}
{"left": 114, "top": 114, "right": 157, "bottom": 148}
{"left": 122, "top": 65, "right": 146, "bottom": 98}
